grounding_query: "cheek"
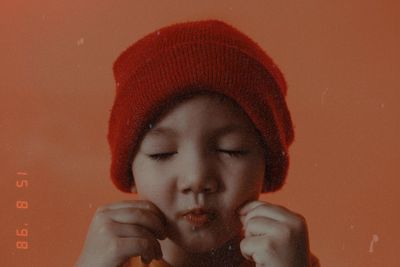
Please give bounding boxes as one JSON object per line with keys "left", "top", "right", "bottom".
{"left": 132, "top": 158, "right": 172, "bottom": 201}
{"left": 225, "top": 155, "right": 265, "bottom": 185}
{"left": 221, "top": 159, "right": 265, "bottom": 207}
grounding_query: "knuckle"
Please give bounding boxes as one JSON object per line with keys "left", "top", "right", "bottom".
{"left": 93, "top": 209, "right": 108, "bottom": 222}
{"left": 91, "top": 213, "right": 113, "bottom": 234}
{"left": 95, "top": 204, "right": 110, "bottom": 215}
{"left": 292, "top": 213, "right": 307, "bottom": 230}
{"left": 95, "top": 205, "right": 107, "bottom": 213}
{"left": 95, "top": 206, "right": 102, "bottom": 213}
{"left": 96, "top": 221, "right": 113, "bottom": 235}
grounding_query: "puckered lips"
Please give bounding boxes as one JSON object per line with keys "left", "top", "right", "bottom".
{"left": 178, "top": 207, "right": 217, "bottom": 228}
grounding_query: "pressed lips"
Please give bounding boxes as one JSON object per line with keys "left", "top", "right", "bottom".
{"left": 179, "top": 208, "right": 217, "bottom": 228}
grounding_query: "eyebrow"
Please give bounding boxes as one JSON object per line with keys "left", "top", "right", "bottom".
{"left": 146, "top": 124, "right": 251, "bottom": 138}
{"left": 146, "top": 126, "right": 178, "bottom": 137}
{"left": 212, "top": 124, "right": 251, "bottom": 136}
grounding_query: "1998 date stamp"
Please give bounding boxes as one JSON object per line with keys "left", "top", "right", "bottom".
{"left": 16, "top": 171, "right": 29, "bottom": 250}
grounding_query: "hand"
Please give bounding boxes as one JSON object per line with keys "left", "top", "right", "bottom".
{"left": 75, "top": 200, "right": 167, "bottom": 267}
{"left": 239, "top": 200, "right": 311, "bottom": 267}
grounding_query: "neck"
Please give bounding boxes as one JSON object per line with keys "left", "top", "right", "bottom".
{"left": 160, "top": 235, "right": 251, "bottom": 267}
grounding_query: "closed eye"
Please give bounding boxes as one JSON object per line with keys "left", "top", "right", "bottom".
{"left": 218, "top": 149, "right": 248, "bottom": 157}
{"left": 148, "top": 152, "right": 176, "bottom": 161}
{"left": 148, "top": 150, "right": 248, "bottom": 161}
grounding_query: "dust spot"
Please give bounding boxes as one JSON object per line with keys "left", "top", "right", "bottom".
{"left": 321, "top": 88, "right": 329, "bottom": 105}
{"left": 368, "top": 234, "right": 379, "bottom": 253}
{"left": 77, "top": 37, "right": 84, "bottom": 46}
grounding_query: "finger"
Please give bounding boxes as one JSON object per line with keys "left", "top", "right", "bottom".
{"left": 240, "top": 236, "right": 279, "bottom": 266}
{"left": 105, "top": 208, "right": 167, "bottom": 240}
{"left": 99, "top": 200, "right": 166, "bottom": 224}
{"left": 239, "top": 200, "right": 266, "bottom": 215}
{"left": 240, "top": 201, "right": 295, "bottom": 224}
{"left": 243, "top": 216, "right": 285, "bottom": 238}
{"left": 112, "top": 223, "right": 165, "bottom": 241}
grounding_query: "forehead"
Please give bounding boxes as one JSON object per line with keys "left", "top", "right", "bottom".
{"left": 161, "top": 93, "right": 246, "bottom": 120}
{"left": 144, "top": 93, "right": 259, "bottom": 139}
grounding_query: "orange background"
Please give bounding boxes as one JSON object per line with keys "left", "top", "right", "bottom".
{"left": 1, "top": 1, "right": 399, "bottom": 266}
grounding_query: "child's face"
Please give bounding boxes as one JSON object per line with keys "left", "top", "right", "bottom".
{"left": 131, "top": 94, "right": 266, "bottom": 252}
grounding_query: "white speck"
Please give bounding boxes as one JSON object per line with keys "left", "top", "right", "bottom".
{"left": 149, "top": 123, "right": 153, "bottom": 129}
{"left": 321, "top": 88, "right": 329, "bottom": 105}
{"left": 368, "top": 234, "right": 379, "bottom": 253}
{"left": 380, "top": 103, "right": 385, "bottom": 108}
{"left": 228, "top": 245, "right": 233, "bottom": 250}
{"left": 17, "top": 171, "right": 28, "bottom": 176}
{"left": 77, "top": 37, "right": 84, "bottom": 46}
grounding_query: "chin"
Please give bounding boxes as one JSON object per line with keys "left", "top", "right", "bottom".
{"left": 172, "top": 219, "right": 242, "bottom": 253}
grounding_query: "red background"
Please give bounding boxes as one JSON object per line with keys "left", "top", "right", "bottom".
{"left": 1, "top": 1, "right": 399, "bottom": 266}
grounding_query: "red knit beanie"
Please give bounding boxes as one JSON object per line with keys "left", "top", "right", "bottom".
{"left": 108, "top": 19, "right": 294, "bottom": 193}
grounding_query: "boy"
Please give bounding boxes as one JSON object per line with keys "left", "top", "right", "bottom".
{"left": 76, "top": 19, "right": 320, "bottom": 267}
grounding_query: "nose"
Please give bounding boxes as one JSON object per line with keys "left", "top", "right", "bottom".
{"left": 178, "top": 150, "right": 219, "bottom": 195}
